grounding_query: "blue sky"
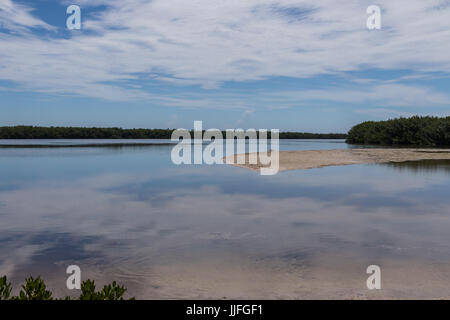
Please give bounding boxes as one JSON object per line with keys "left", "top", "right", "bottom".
{"left": 1, "top": 0, "right": 450, "bottom": 132}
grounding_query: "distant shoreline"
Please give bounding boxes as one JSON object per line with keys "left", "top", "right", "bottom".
{"left": 0, "top": 126, "right": 347, "bottom": 140}
{"left": 0, "top": 142, "right": 177, "bottom": 148}
{"left": 0, "top": 138, "right": 346, "bottom": 148}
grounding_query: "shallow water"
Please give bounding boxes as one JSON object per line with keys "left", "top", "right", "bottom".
{"left": 0, "top": 140, "right": 449, "bottom": 299}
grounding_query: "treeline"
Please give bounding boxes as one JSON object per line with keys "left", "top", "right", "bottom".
{"left": 0, "top": 126, "right": 347, "bottom": 139}
{"left": 346, "top": 116, "right": 450, "bottom": 146}
{"left": 279, "top": 132, "right": 346, "bottom": 139}
{"left": 0, "top": 126, "right": 172, "bottom": 139}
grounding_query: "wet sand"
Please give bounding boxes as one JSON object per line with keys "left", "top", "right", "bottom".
{"left": 45, "top": 252, "right": 450, "bottom": 300}
{"left": 224, "top": 148, "right": 450, "bottom": 172}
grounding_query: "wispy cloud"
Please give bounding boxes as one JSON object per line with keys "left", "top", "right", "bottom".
{"left": 272, "top": 84, "right": 450, "bottom": 107}
{"left": 0, "top": 0, "right": 54, "bottom": 32}
{"left": 354, "top": 108, "right": 415, "bottom": 118}
{"left": 1, "top": 0, "right": 450, "bottom": 107}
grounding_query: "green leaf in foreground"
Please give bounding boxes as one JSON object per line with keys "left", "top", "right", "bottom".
{"left": 0, "top": 276, "right": 12, "bottom": 300}
{"left": 0, "top": 274, "right": 134, "bottom": 300}
{"left": 15, "top": 276, "right": 53, "bottom": 300}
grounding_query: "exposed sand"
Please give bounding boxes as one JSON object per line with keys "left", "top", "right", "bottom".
{"left": 34, "top": 251, "right": 450, "bottom": 300}
{"left": 224, "top": 148, "right": 450, "bottom": 172}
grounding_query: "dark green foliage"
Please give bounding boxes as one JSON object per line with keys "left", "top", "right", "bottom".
{"left": 0, "top": 275, "right": 133, "bottom": 300}
{"left": 99, "top": 281, "right": 129, "bottom": 300}
{"left": 78, "top": 279, "right": 98, "bottom": 300}
{"left": 279, "top": 132, "right": 347, "bottom": 139}
{"left": 346, "top": 116, "right": 450, "bottom": 147}
{"left": 79, "top": 279, "right": 129, "bottom": 300}
{"left": 0, "top": 126, "right": 175, "bottom": 139}
{"left": 0, "top": 276, "right": 12, "bottom": 300}
{"left": 15, "top": 276, "right": 53, "bottom": 300}
{"left": 0, "top": 126, "right": 346, "bottom": 140}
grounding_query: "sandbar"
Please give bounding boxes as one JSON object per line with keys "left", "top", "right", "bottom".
{"left": 224, "top": 148, "right": 450, "bottom": 172}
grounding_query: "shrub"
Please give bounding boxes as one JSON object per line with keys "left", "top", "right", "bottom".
{"left": 0, "top": 276, "right": 12, "bottom": 300}
{"left": 15, "top": 276, "right": 53, "bottom": 300}
{"left": 0, "top": 275, "right": 133, "bottom": 300}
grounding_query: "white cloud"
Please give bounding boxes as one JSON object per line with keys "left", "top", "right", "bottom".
{"left": 271, "top": 84, "right": 450, "bottom": 107}
{"left": 354, "top": 108, "right": 450, "bottom": 119}
{"left": 0, "top": 0, "right": 54, "bottom": 32}
{"left": 354, "top": 108, "right": 415, "bottom": 118}
{"left": 1, "top": 0, "right": 450, "bottom": 107}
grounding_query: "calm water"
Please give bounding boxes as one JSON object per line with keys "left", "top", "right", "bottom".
{"left": 1, "top": 140, "right": 450, "bottom": 299}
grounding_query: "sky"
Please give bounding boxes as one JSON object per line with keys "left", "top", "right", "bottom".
{"left": 0, "top": 0, "right": 450, "bottom": 132}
